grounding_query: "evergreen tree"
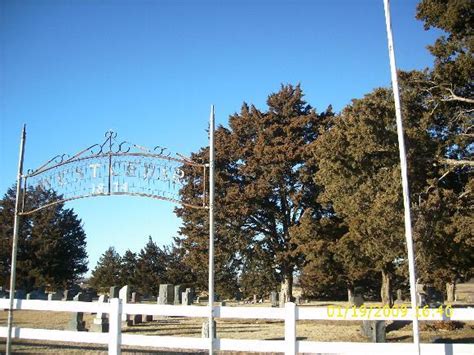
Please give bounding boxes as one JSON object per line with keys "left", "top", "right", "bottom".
{"left": 120, "top": 249, "right": 138, "bottom": 290}
{"left": 311, "top": 74, "right": 435, "bottom": 305}
{"left": 413, "top": 0, "right": 473, "bottom": 298}
{"left": 239, "top": 244, "right": 279, "bottom": 299}
{"left": 89, "top": 247, "right": 122, "bottom": 292}
{"left": 135, "top": 236, "right": 167, "bottom": 296}
{"left": 0, "top": 186, "right": 88, "bottom": 291}
{"left": 177, "top": 84, "right": 325, "bottom": 301}
{"left": 163, "top": 243, "right": 196, "bottom": 286}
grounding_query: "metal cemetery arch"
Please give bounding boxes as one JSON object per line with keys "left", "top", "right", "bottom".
{"left": 6, "top": 107, "right": 217, "bottom": 354}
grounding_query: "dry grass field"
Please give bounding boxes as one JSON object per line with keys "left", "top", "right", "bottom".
{"left": 1, "top": 302, "right": 473, "bottom": 354}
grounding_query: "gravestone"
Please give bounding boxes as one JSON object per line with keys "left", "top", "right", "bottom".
{"left": 270, "top": 292, "right": 279, "bottom": 307}
{"left": 48, "top": 291, "right": 63, "bottom": 301}
{"left": 361, "top": 320, "right": 386, "bottom": 342}
{"left": 110, "top": 286, "right": 120, "bottom": 298}
{"left": 295, "top": 296, "right": 301, "bottom": 305}
{"left": 174, "top": 285, "right": 183, "bottom": 305}
{"left": 68, "top": 312, "right": 86, "bottom": 331}
{"left": 91, "top": 295, "right": 109, "bottom": 332}
{"left": 158, "top": 284, "right": 174, "bottom": 305}
{"left": 142, "top": 314, "right": 153, "bottom": 322}
{"left": 69, "top": 293, "right": 87, "bottom": 331}
{"left": 253, "top": 294, "right": 257, "bottom": 304}
{"left": 201, "top": 320, "right": 217, "bottom": 338}
{"left": 131, "top": 292, "right": 140, "bottom": 304}
{"left": 14, "top": 289, "right": 26, "bottom": 299}
{"left": 350, "top": 287, "right": 365, "bottom": 307}
{"left": 235, "top": 290, "right": 242, "bottom": 302}
{"left": 132, "top": 314, "right": 142, "bottom": 325}
{"left": 186, "top": 288, "right": 195, "bottom": 303}
{"left": 119, "top": 285, "right": 132, "bottom": 326}
{"left": 182, "top": 291, "right": 192, "bottom": 305}
{"left": 29, "top": 289, "right": 47, "bottom": 300}
{"left": 62, "top": 290, "right": 71, "bottom": 301}
{"left": 425, "top": 286, "right": 444, "bottom": 307}
{"left": 74, "top": 292, "right": 86, "bottom": 301}
{"left": 395, "top": 289, "right": 403, "bottom": 304}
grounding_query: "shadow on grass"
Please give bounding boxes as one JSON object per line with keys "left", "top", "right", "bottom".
{"left": 0, "top": 339, "right": 207, "bottom": 354}
{"left": 386, "top": 320, "right": 411, "bottom": 333}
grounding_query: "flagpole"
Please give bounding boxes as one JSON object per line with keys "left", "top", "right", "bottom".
{"left": 208, "top": 105, "right": 215, "bottom": 353}
{"left": 6, "top": 124, "right": 27, "bottom": 355}
{"left": 382, "top": 1, "right": 420, "bottom": 353}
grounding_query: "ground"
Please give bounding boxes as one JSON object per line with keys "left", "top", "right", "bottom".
{"left": 1, "top": 301, "right": 473, "bottom": 354}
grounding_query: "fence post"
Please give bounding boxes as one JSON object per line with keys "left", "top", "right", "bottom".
{"left": 285, "top": 302, "right": 296, "bottom": 355}
{"left": 109, "top": 298, "right": 122, "bottom": 355}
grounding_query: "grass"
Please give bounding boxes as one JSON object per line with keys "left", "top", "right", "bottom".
{"left": 1, "top": 301, "right": 473, "bottom": 354}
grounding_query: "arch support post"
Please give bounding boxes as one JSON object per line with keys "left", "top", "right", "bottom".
{"left": 6, "top": 124, "right": 27, "bottom": 355}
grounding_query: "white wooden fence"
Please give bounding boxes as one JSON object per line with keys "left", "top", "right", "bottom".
{"left": 1, "top": 298, "right": 473, "bottom": 354}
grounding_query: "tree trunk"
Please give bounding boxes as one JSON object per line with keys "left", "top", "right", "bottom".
{"left": 446, "top": 282, "right": 455, "bottom": 303}
{"left": 381, "top": 269, "right": 393, "bottom": 307}
{"left": 279, "top": 273, "right": 293, "bottom": 308}
{"left": 347, "top": 286, "right": 354, "bottom": 303}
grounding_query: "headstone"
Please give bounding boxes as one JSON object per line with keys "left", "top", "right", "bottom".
{"left": 235, "top": 290, "right": 242, "bottom": 301}
{"left": 110, "top": 286, "right": 119, "bottom": 298}
{"left": 417, "top": 292, "right": 427, "bottom": 307}
{"left": 182, "top": 291, "right": 192, "bottom": 306}
{"left": 26, "top": 293, "right": 32, "bottom": 300}
{"left": 68, "top": 312, "right": 86, "bottom": 331}
{"left": 201, "top": 320, "right": 217, "bottom": 338}
{"left": 30, "top": 289, "right": 47, "bottom": 300}
{"left": 73, "top": 292, "right": 86, "bottom": 302}
{"left": 186, "top": 288, "right": 195, "bottom": 302}
{"left": 91, "top": 295, "right": 109, "bottom": 332}
{"left": 395, "top": 289, "right": 403, "bottom": 304}
{"left": 352, "top": 294, "right": 364, "bottom": 307}
{"left": 425, "top": 286, "right": 444, "bottom": 307}
{"left": 361, "top": 320, "right": 386, "bottom": 342}
{"left": 14, "top": 289, "right": 26, "bottom": 299}
{"left": 85, "top": 289, "right": 97, "bottom": 301}
{"left": 295, "top": 296, "right": 301, "bottom": 305}
{"left": 196, "top": 296, "right": 200, "bottom": 304}
{"left": 270, "top": 292, "right": 279, "bottom": 307}
{"left": 119, "top": 285, "right": 131, "bottom": 326}
{"left": 62, "top": 290, "right": 70, "bottom": 301}
{"left": 142, "top": 314, "right": 153, "bottom": 322}
{"left": 132, "top": 314, "right": 142, "bottom": 325}
{"left": 361, "top": 320, "right": 372, "bottom": 337}
{"left": 174, "top": 285, "right": 183, "bottom": 305}
{"left": 253, "top": 294, "right": 257, "bottom": 304}
{"left": 131, "top": 292, "right": 140, "bottom": 304}
{"left": 48, "top": 291, "right": 63, "bottom": 301}
{"left": 372, "top": 321, "right": 386, "bottom": 342}
{"left": 158, "top": 284, "right": 174, "bottom": 305}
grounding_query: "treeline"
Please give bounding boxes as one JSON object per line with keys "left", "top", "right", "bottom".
{"left": 173, "top": 0, "right": 473, "bottom": 304}
{"left": 89, "top": 237, "right": 194, "bottom": 295}
{"left": 1, "top": 0, "right": 472, "bottom": 303}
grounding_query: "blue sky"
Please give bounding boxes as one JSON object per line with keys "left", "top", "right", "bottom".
{"left": 0, "top": 0, "right": 441, "bottom": 275}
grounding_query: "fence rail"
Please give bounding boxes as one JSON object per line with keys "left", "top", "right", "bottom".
{"left": 1, "top": 298, "right": 473, "bottom": 354}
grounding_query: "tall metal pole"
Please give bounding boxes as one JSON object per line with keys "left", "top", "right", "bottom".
{"left": 382, "top": 1, "right": 420, "bottom": 353}
{"left": 208, "top": 105, "right": 215, "bottom": 354}
{"left": 6, "top": 124, "right": 27, "bottom": 355}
